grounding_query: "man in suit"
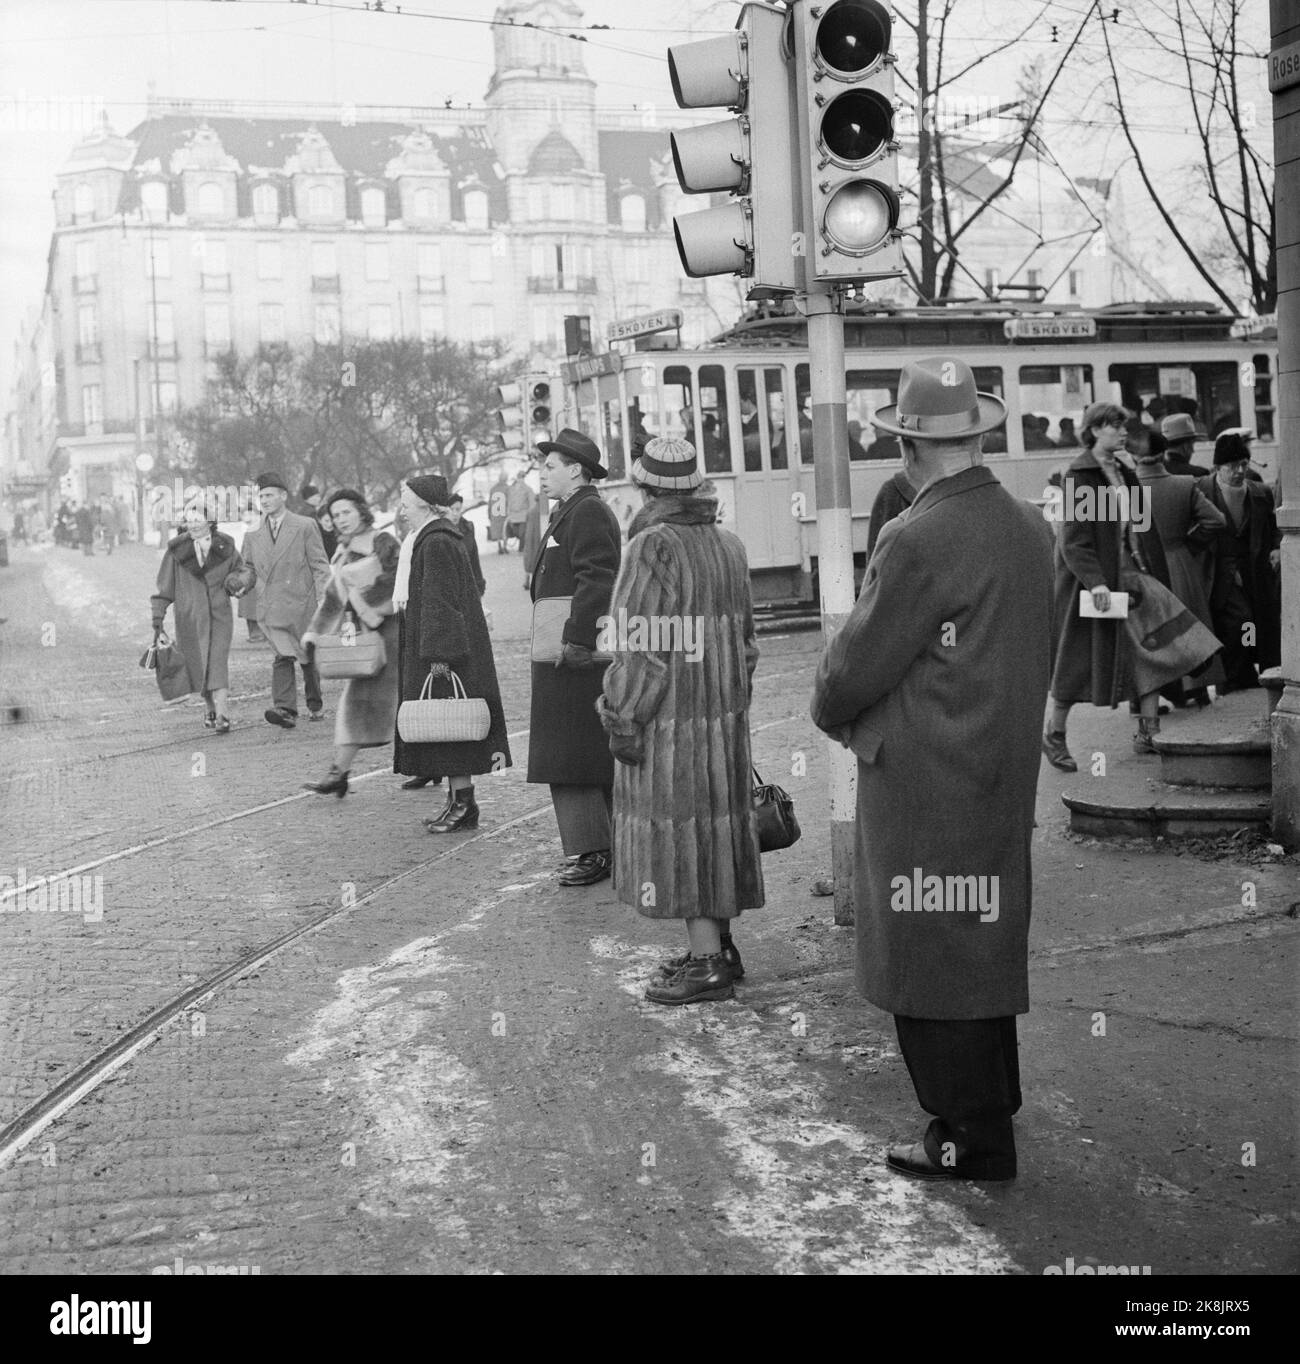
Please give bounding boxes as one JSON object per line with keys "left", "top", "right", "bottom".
{"left": 528, "top": 430, "right": 622, "bottom": 887}
{"left": 240, "top": 471, "right": 332, "bottom": 728}
{"left": 1161, "top": 413, "right": 1211, "bottom": 478}
{"left": 811, "top": 357, "right": 1053, "bottom": 1182}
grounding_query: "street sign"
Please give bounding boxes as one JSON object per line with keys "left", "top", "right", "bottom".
{"left": 607, "top": 310, "right": 683, "bottom": 343}
{"left": 561, "top": 351, "right": 623, "bottom": 385}
{"left": 1003, "top": 317, "right": 1097, "bottom": 341}
{"left": 1269, "top": 39, "right": 1300, "bottom": 93}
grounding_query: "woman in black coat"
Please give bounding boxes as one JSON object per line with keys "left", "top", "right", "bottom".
{"left": 393, "top": 475, "right": 511, "bottom": 832}
{"left": 529, "top": 431, "right": 622, "bottom": 887}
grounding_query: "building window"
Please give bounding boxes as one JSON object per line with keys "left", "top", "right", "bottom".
{"left": 463, "top": 188, "right": 489, "bottom": 229}
{"left": 145, "top": 237, "right": 171, "bottom": 278}
{"left": 314, "top": 302, "right": 341, "bottom": 344}
{"left": 199, "top": 238, "right": 228, "bottom": 282}
{"left": 412, "top": 187, "right": 436, "bottom": 220}
{"left": 196, "top": 181, "right": 224, "bottom": 216}
{"left": 368, "top": 304, "right": 393, "bottom": 340}
{"left": 528, "top": 185, "right": 545, "bottom": 220}
{"left": 470, "top": 304, "right": 495, "bottom": 342}
{"left": 73, "top": 183, "right": 94, "bottom": 218}
{"left": 417, "top": 242, "right": 443, "bottom": 288}
{"left": 626, "top": 242, "right": 648, "bottom": 283}
{"left": 311, "top": 241, "right": 337, "bottom": 278}
{"left": 252, "top": 182, "right": 279, "bottom": 222}
{"left": 156, "top": 380, "right": 178, "bottom": 415}
{"left": 308, "top": 184, "right": 334, "bottom": 218}
{"left": 620, "top": 194, "right": 647, "bottom": 232}
{"left": 141, "top": 180, "right": 168, "bottom": 222}
{"left": 78, "top": 304, "right": 99, "bottom": 346}
{"left": 468, "top": 243, "right": 493, "bottom": 283}
{"left": 365, "top": 241, "right": 390, "bottom": 282}
{"left": 82, "top": 384, "right": 102, "bottom": 426}
{"left": 203, "top": 302, "right": 231, "bottom": 351}
{"left": 552, "top": 184, "right": 575, "bottom": 221}
{"left": 361, "top": 186, "right": 386, "bottom": 227}
{"left": 1068, "top": 269, "right": 1082, "bottom": 298}
{"left": 418, "top": 303, "right": 444, "bottom": 341}
{"left": 150, "top": 302, "right": 175, "bottom": 346}
{"left": 531, "top": 305, "right": 554, "bottom": 347}
{"left": 75, "top": 241, "right": 95, "bottom": 278}
{"left": 259, "top": 304, "right": 285, "bottom": 344}
{"left": 257, "top": 241, "right": 281, "bottom": 280}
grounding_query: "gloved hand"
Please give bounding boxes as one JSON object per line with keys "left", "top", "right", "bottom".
{"left": 426, "top": 661, "right": 453, "bottom": 680}
{"left": 609, "top": 731, "right": 643, "bottom": 766}
{"left": 557, "top": 641, "right": 596, "bottom": 670}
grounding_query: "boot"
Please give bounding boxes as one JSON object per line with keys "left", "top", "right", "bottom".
{"left": 304, "top": 765, "right": 349, "bottom": 797}
{"left": 1041, "top": 729, "right": 1077, "bottom": 773}
{"left": 644, "top": 953, "right": 735, "bottom": 1005}
{"left": 1133, "top": 716, "right": 1160, "bottom": 756}
{"left": 424, "top": 786, "right": 478, "bottom": 833}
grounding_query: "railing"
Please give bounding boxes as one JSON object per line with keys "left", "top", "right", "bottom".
{"left": 527, "top": 276, "right": 598, "bottom": 294}
{"left": 73, "top": 274, "right": 98, "bottom": 294}
{"left": 311, "top": 274, "right": 341, "bottom": 293}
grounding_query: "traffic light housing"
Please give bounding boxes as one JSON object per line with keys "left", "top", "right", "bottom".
{"left": 530, "top": 378, "right": 553, "bottom": 442}
{"left": 667, "top": 3, "right": 801, "bottom": 294}
{"left": 496, "top": 381, "right": 525, "bottom": 451}
{"left": 792, "top": 0, "right": 902, "bottom": 283}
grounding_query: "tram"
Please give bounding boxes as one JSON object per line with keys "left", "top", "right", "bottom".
{"left": 561, "top": 302, "right": 1279, "bottom": 607}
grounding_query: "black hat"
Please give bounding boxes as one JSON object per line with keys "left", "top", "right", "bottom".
{"left": 536, "top": 428, "right": 608, "bottom": 480}
{"left": 406, "top": 474, "right": 450, "bottom": 507}
{"left": 326, "top": 487, "right": 368, "bottom": 512}
{"left": 256, "top": 471, "right": 289, "bottom": 493}
{"left": 1213, "top": 432, "right": 1250, "bottom": 467}
{"left": 300, "top": 482, "right": 320, "bottom": 500}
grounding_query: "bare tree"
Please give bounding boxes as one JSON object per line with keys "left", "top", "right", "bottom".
{"left": 1097, "top": 0, "right": 1273, "bottom": 313}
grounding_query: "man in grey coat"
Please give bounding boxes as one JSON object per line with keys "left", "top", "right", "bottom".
{"left": 240, "top": 471, "right": 332, "bottom": 728}
{"left": 811, "top": 357, "right": 1053, "bottom": 1182}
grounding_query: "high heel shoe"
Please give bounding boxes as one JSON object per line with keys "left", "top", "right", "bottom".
{"left": 304, "top": 765, "right": 349, "bottom": 798}
{"left": 214, "top": 716, "right": 231, "bottom": 735}
{"left": 423, "top": 786, "right": 478, "bottom": 833}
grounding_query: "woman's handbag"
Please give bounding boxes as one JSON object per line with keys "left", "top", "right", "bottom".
{"left": 752, "top": 766, "right": 800, "bottom": 853}
{"left": 144, "top": 630, "right": 191, "bottom": 701}
{"left": 1120, "top": 570, "right": 1221, "bottom": 690}
{"left": 314, "top": 618, "right": 386, "bottom": 679}
{"left": 397, "top": 668, "right": 490, "bottom": 744}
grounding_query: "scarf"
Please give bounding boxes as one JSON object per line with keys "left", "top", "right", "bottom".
{"left": 393, "top": 517, "right": 438, "bottom": 609}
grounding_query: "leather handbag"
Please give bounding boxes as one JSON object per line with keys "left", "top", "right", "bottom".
{"left": 530, "top": 597, "right": 614, "bottom": 665}
{"left": 149, "top": 631, "right": 191, "bottom": 701}
{"left": 397, "top": 668, "right": 490, "bottom": 744}
{"left": 752, "top": 766, "right": 800, "bottom": 853}
{"left": 314, "top": 618, "right": 386, "bottom": 679}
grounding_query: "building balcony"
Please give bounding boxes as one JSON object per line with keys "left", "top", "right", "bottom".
{"left": 73, "top": 274, "right": 98, "bottom": 294}
{"left": 148, "top": 341, "right": 178, "bottom": 360}
{"left": 417, "top": 274, "right": 446, "bottom": 293}
{"left": 311, "top": 274, "right": 341, "bottom": 293}
{"left": 527, "top": 276, "right": 598, "bottom": 294}
{"left": 201, "top": 272, "right": 231, "bottom": 292}
{"left": 75, "top": 343, "right": 101, "bottom": 364}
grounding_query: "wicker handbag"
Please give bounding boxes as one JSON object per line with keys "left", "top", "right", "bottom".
{"left": 397, "top": 668, "right": 490, "bottom": 744}
{"left": 314, "top": 618, "right": 386, "bottom": 679}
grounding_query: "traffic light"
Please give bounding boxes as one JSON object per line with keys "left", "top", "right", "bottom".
{"left": 495, "top": 382, "right": 525, "bottom": 451}
{"left": 530, "top": 378, "right": 553, "bottom": 442}
{"left": 791, "top": 0, "right": 902, "bottom": 283}
{"left": 667, "top": 2, "right": 800, "bottom": 294}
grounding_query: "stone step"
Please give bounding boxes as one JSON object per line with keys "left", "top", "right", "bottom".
{"left": 1152, "top": 690, "right": 1272, "bottom": 790}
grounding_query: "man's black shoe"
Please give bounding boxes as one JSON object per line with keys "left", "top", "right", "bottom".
{"left": 558, "top": 850, "right": 612, "bottom": 886}
{"left": 264, "top": 708, "right": 296, "bottom": 729}
{"left": 886, "top": 1140, "right": 1015, "bottom": 1182}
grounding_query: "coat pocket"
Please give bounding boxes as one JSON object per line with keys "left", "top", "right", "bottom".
{"left": 848, "top": 721, "right": 883, "bottom": 765}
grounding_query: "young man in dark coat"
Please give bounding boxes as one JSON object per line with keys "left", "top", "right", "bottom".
{"left": 812, "top": 357, "right": 1053, "bottom": 1183}
{"left": 1161, "top": 413, "right": 1211, "bottom": 479}
{"left": 529, "top": 430, "right": 622, "bottom": 887}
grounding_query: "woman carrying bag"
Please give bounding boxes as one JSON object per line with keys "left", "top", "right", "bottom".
{"left": 393, "top": 474, "right": 511, "bottom": 832}
{"left": 150, "top": 502, "right": 251, "bottom": 733}
{"left": 301, "top": 489, "right": 401, "bottom": 797}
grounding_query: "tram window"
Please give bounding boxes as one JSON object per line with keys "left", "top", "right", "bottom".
{"left": 972, "top": 367, "right": 1007, "bottom": 453}
{"left": 698, "top": 364, "right": 731, "bottom": 473}
{"left": 738, "top": 369, "right": 762, "bottom": 472}
{"left": 1018, "top": 364, "right": 1093, "bottom": 449}
{"left": 795, "top": 366, "right": 813, "bottom": 464}
{"left": 763, "top": 368, "right": 788, "bottom": 470}
{"left": 1108, "top": 361, "right": 1240, "bottom": 438}
{"left": 603, "top": 398, "right": 626, "bottom": 481}
{"left": 661, "top": 364, "right": 694, "bottom": 442}
{"left": 1253, "top": 354, "right": 1274, "bottom": 440}
{"left": 794, "top": 365, "right": 903, "bottom": 461}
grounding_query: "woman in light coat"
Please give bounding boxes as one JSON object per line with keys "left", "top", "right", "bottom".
{"left": 598, "top": 437, "right": 763, "bottom": 1005}
{"left": 301, "top": 489, "right": 401, "bottom": 797}
{"left": 150, "top": 503, "right": 250, "bottom": 732}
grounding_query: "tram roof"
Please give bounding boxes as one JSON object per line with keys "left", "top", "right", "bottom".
{"left": 707, "top": 299, "right": 1240, "bottom": 350}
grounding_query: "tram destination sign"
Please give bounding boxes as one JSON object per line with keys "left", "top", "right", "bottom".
{"left": 561, "top": 351, "right": 624, "bottom": 385}
{"left": 1004, "top": 317, "right": 1098, "bottom": 341}
{"left": 607, "top": 310, "right": 683, "bottom": 343}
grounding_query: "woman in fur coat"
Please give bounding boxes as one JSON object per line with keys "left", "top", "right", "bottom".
{"left": 597, "top": 437, "right": 764, "bottom": 1006}
{"left": 301, "top": 489, "right": 401, "bottom": 797}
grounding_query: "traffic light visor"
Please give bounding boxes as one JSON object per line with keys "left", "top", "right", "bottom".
{"left": 815, "top": 0, "right": 891, "bottom": 79}
{"left": 823, "top": 180, "right": 898, "bottom": 254}
{"left": 673, "top": 202, "right": 749, "bottom": 278}
{"left": 668, "top": 32, "right": 745, "bottom": 109}
{"left": 497, "top": 383, "right": 522, "bottom": 406}
{"left": 820, "top": 89, "right": 893, "bottom": 165}
{"left": 671, "top": 120, "right": 747, "bottom": 194}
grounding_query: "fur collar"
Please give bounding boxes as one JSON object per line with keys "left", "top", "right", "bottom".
{"left": 627, "top": 484, "right": 721, "bottom": 540}
{"left": 173, "top": 529, "right": 234, "bottom": 577}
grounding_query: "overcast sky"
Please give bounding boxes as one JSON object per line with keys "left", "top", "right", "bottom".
{"left": 0, "top": 0, "right": 1272, "bottom": 399}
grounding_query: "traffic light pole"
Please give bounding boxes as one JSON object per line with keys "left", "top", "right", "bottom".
{"left": 802, "top": 287, "right": 858, "bottom": 927}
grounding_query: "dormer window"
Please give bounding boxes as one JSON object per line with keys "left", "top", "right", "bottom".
{"left": 252, "top": 182, "right": 279, "bottom": 222}
{"left": 464, "top": 188, "right": 489, "bottom": 230}
{"left": 196, "top": 181, "right": 223, "bottom": 216}
{"left": 141, "top": 181, "right": 167, "bottom": 222}
{"left": 412, "top": 187, "right": 436, "bottom": 220}
{"left": 308, "top": 184, "right": 334, "bottom": 218}
{"left": 620, "top": 193, "right": 647, "bottom": 232}
{"left": 361, "top": 186, "right": 386, "bottom": 227}
{"left": 73, "top": 183, "right": 94, "bottom": 219}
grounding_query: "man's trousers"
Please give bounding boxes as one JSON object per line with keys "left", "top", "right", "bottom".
{"left": 272, "top": 653, "right": 322, "bottom": 717}
{"left": 550, "top": 783, "right": 612, "bottom": 857}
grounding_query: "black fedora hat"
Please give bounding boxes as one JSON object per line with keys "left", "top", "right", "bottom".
{"left": 536, "top": 428, "right": 608, "bottom": 480}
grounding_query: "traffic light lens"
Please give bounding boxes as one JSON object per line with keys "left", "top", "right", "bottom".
{"left": 821, "top": 90, "right": 893, "bottom": 164}
{"left": 816, "top": 0, "right": 890, "bottom": 77}
{"left": 823, "top": 181, "right": 895, "bottom": 253}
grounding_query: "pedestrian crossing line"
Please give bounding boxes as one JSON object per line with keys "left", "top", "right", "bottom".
{"left": 587, "top": 934, "right": 1021, "bottom": 1275}
{"left": 0, "top": 802, "right": 555, "bottom": 1173}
